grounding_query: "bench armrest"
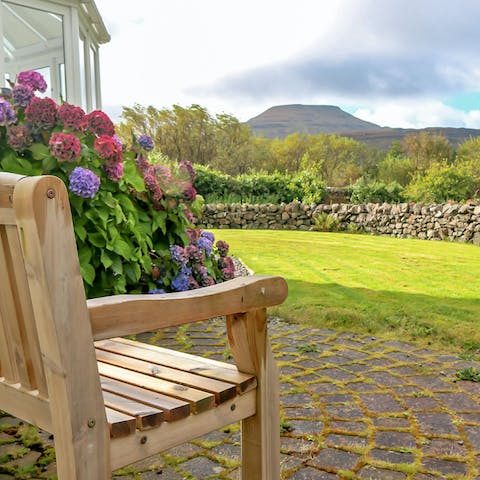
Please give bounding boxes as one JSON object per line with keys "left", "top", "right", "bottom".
{"left": 88, "top": 275, "right": 288, "bottom": 341}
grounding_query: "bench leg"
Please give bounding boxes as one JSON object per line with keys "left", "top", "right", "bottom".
{"left": 227, "top": 309, "right": 280, "bottom": 480}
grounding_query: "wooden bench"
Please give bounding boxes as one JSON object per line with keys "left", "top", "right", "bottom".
{"left": 0, "top": 173, "right": 288, "bottom": 479}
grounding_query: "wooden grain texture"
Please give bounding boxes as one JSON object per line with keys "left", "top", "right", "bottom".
{"left": 13, "top": 175, "right": 110, "bottom": 479}
{"left": 0, "top": 379, "right": 52, "bottom": 432}
{"left": 88, "top": 275, "right": 288, "bottom": 340}
{"left": 98, "top": 361, "right": 215, "bottom": 413}
{"left": 96, "top": 342, "right": 238, "bottom": 403}
{"left": 0, "top": 224, "right": 30, "bottom": 386}
{"left": 5, "top": 225, "right": 47, "bottom": 395}
{"left": 102, "top": 390, "right": 164, "bottom": 430}
{"left": 110, "top": 389, "right": 256, "bottom": 470}
{"left": 103, "top": 337, "right": 257, "bottom": 393}
{"left": 105, "top": 407, "right": 136, "bottom": 438}
{"left": 227, "top": 309, "right": 280, "bottom": 480}
{"left": 100, "top": 376, "right": 190, "bottom": 422}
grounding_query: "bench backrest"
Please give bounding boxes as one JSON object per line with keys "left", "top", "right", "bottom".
{"left": 0, "top": 173, "right": 108, "bottom": 475}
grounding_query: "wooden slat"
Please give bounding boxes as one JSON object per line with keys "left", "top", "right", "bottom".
{"left": 110, "top": 389, "right": 257, "bottom": 470}
{"left": 0, "top": 208, "right": 15, "bottom": 225}
{"left": 0, "top": 225, "right": 30, "bottom": 386}
{"left": 95, "top": 347, "right": 237, "bottom": 404}
{"left": 102, "top": 390, "right": 164, "bottom": 430}
{"left": 98, "top": 362, "right": 215, "bottom": 414}
{"left": 105, "top": 407, "right": 136, "bottom": 438}
{"left": 88, "top": 275, "right": 288, "bottom": 341}
{"left": 98, "top": 338, "right": 257, "bottom": 393}
{"left": 5, "top": 225, "right": 47, "bottom": 396}
{"left": 100, "top": 376, "right": 190, "bottom": 422}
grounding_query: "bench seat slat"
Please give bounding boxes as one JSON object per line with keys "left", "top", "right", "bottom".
{"left": 100, "top": 376, "right": 190, "bottom": 422}
{"left": 105, "top": 407, "right": 136, "bottom": 438}
{"left": 102, "top": 390, "right": 164, "bottom": 430}
{"left": 97, "top": 338, "right": 257, "bottom": 393}
{"left": 96, "top": 348, "right": 236, "bottom": 404}
{"left": 98, "top": 362, "right": 214, "bottom": 414}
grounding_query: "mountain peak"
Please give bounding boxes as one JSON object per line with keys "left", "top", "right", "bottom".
{"left": 246, "top": 104, "right": 381, "bottom": 138}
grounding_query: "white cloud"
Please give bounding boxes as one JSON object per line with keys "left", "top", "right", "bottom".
{"left": 354, "top": 101, "right": 480, "bottom": 129}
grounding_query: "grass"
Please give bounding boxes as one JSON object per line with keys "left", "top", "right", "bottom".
{"left": 212, "top": 229, "right": 480, "bottom": 353}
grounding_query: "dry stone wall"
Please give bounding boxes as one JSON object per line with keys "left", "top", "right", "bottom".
{"left": 198, "top": 202, "right": 480, "bottom": 245}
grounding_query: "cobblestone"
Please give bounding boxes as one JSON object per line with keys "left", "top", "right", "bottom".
{"left": 1, "top": 317, "right": 480, "bottom": 478}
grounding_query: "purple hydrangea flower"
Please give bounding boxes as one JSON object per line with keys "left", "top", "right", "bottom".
{"left": 148, "top": 288, "right": 166, "bottom": 294}
{"left": 197, "top": 236, "right": 213, "bottom": 257}
{"left": 12, "top": 84, "right": 34, "bottom": 108}
{"left": 171, "top": 272, "right": 190, "bottom": 292}
{"left": 138, "top": 134, "right": 154, "bottom": 151}
{"left": 200, "top": 231, "right": 215, "bottom": 243}
{"left": 17, "top": 70, "right": 47, "bottom": 93}
{"left": 68, "top": 167, "right": 100, "bottom": 198}
{"left": 0, "top": 98, "right": 17, "bottom": 126}
{"left": 169, "top": 245, "right": 188, "bottom": 265}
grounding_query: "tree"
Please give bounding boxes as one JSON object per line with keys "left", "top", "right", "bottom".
{"left": 301, "top": 133, "right": 368, "bottom": 186}
{"left": 402, "top": 131, "right": 453, "bottom": 172}
{"left": 405, "top": 161, "right": 475, "bottom": 203}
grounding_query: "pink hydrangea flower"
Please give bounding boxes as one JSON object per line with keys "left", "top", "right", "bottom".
{"left": 25, "top": 97, "right": 58, "bottom": 132}
{"left": 104, "top": 160, "right": 124, "bottom": 182}
{"left": 49, "top": 132, "right": 81, "bottom": 162}
{"left": 58, "top": 103, "right": 86, "bottom": 131}
{"left": 17, "top": 70, "right": 47, "bottom": 93}
{"left": 85, "top": 110, "right": 115, "bottom": 136}
{"left": 94, "top": 135, "right": 123, "bottom": 162}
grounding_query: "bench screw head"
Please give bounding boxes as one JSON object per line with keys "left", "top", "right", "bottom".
{"left": 140, "top": 436, "right": 148, "bottom": 444}
{"left": 46, "top": 188, "right": 56, "bottom": 199}
{"left": 87, "top": 418, "right": 96, "bottom": 428}
{"left": 230, "top": 403, "right": 236, "bottom": 411}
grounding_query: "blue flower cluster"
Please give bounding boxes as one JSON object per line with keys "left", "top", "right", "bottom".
{"left": 68, "top": 167, "right": 100, "bottom": 199}
{"left": 138, "top": 134, "right": 154, "bottom": 151}
{"left": 0, "top": 98, "right": 17, "bottom": 126}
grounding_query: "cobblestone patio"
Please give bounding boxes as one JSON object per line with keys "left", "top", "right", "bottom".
{"left": 1, "top": 318, "right": 480, "bottom": 479}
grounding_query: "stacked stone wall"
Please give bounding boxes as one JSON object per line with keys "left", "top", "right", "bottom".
{"left": 198, "top": 202, "right": 480, "bottom": 245}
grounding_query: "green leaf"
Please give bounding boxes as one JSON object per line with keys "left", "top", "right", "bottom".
{"left": 80, "top": 263, "right": 96, "bottom": 286}
{"left": 42, "top": 156, "right": 58, "bottom": 172}
{"left": 87, "top": 232, "right": 106, "bottom": 248}
{"left": 152, "top": 210, "right": 167, "bottom": 234}
{"left": 29, "top": 143, "right": 50, "bottom": 160}
{"left": 124, "top": 263, "right": 141, "bottom": 284}
{"left": 78, "top": 246, "right": 92, "bottom": 265}
{"left": 112, "top": 238, "right": 133, "bottom": 259}
{"left": 0, "top": 154, "right": 29, "bottom": 174}
{"left": 111, "top": 255, "right": 123, "bottom": 275}
{"left": 123, "top": 160, "right": 146, "bottom": 192}
{"left": 74, "top": 224, "right": 87, "bottom": 242}
{"left": 100, "top": 250, "right": 113, "bottom": 269}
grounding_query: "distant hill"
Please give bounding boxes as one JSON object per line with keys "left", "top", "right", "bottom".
{"left": 247, "top": 104, "right": 381, "bottom": 138}
{"left": 246, "top": 104, "right": 480, "bottom": 149}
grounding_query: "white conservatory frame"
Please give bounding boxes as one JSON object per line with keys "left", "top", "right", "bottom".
{"left": 0, "top": 0, "right": 109, "bottom": 110}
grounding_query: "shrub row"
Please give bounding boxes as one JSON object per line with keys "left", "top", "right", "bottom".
{"left": 194, "top": 166, "right": 326, "bottom": 204}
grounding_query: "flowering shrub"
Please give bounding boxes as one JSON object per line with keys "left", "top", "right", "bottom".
{"left": 0, "top": 70, "right": 235, "bottom": 297}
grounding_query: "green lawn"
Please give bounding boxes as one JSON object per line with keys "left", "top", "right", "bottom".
{"left": 213, "top": 229, "right": 480, "bottom": 354}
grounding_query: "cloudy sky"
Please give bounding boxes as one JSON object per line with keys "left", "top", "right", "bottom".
{"left": 95, "top": 0, "right": 480, "bottom": 129}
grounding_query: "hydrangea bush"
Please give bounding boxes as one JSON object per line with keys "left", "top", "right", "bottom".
{"left": 0, "top": 71, "right": 234, "bottom": 297}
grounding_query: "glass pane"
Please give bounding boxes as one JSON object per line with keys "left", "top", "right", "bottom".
{"left": 1, "top": 1, "right": 65, "bottom": 100}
